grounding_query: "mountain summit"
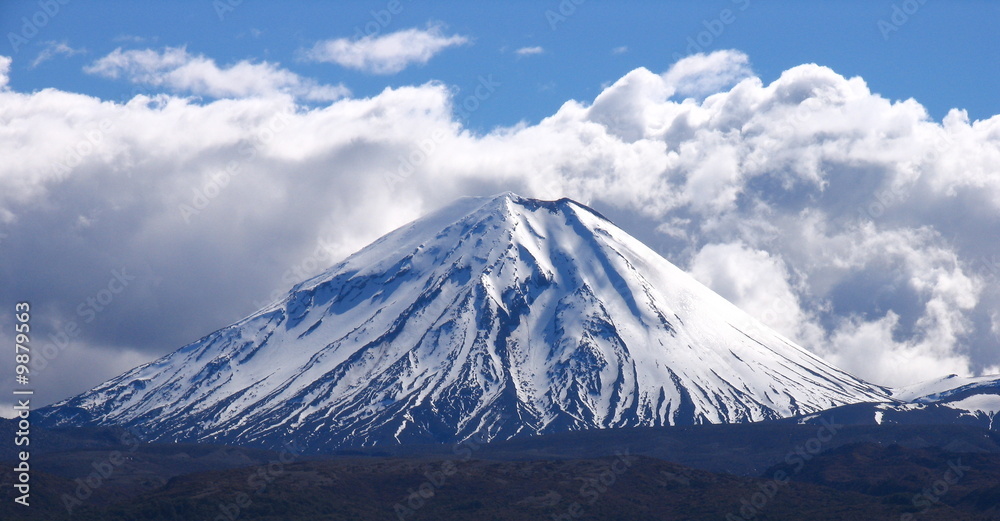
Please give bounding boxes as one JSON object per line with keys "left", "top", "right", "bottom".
{"left": 40, "top": 193, "right": 891, "bottom": 450}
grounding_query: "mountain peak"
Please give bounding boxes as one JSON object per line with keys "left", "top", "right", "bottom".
{"left": 453, "top": 192, "right": 611, "bottom": 231}
{"left": 40, "top": 193, "right": 891, "bottom": 451}
{"left": 458, "top": 191, "right": 569, "bottom": 218}
{"left": 490, "top": 190, "right": 522, "bottom": 202}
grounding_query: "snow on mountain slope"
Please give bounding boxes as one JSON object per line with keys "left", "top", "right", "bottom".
{"left": 38, "top": 193, "right": 892, "bottom": 451}
{"left": 790, "top": 374, "right": 1000, "bottom": 431}
{"left": 894, "top": 375, "right": 1000, "bottom": 429}
{"left": 893, "top": 374, "right": 999, "bottom": 402}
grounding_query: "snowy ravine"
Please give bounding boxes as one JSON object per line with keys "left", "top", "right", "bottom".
{"left": 38, "top": 193, "right": 894, "bottom": 451}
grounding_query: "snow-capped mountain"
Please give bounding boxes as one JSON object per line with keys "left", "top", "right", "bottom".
{"left": 38, "top": 193, "right": 893, "bottom": 451}
{"left": 893, "top": 374, "right": 1000, "bottom": 404}
{"left": 788, "top": 374, "right": 1000, "bottom": 431}
{"left": 892, "top": 375, "right": 1000, "bottom": 429}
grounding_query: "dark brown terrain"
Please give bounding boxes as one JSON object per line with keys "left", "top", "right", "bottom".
{"left": 4, "top": 420, "right": 1000, "bottom": 520}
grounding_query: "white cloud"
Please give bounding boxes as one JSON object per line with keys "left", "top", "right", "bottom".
{"left": 824, "top": 313, "right": 968, "bottom": 386}
{"left": 663, "top": 50, "right": 753, "bottom": 98}
{"left": 587, "top": 67, "right": 672, "bottom": 142}
{"left": 0, "top": 55, "right": 10, "bottom": 88}
{"left": 31, "top": 41, "right": 86, "bottom": 68}
{"left": 612, "top": 46, "right": 628, "bottom": 55}
{"left": 689, "top": 242, "right": 824, "bottom": 348}
{"left": 85, "top": 46, "right": 349, "bottom": 101}
{"left": 515, "top": 46, "right": 544, "bottom": 56}
{"left": 302, "top": 25, "right": 469, "bottom": 74}
{"left": 2, "top": 48, "right": 1000, "bottom": 406}
{"left": 114, "top": 34, "right": 152, "bottom": 43}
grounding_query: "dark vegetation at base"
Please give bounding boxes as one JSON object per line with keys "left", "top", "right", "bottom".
{"left": 772, "top": 443, "right": 1000, "bottom": 515}
{"left": 3, "top": 420, "right": 1000, "bottom": 520}
{"left": 5, "top": 454, "right": 1000, "bottom": 521}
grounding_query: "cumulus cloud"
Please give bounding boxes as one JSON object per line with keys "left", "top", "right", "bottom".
{"left": 689, "top": 242, "right": 825, "bottom": 348}
{"left": 85, "top": 46, "right": 349, "bottom": 101}
{"left": 515, "top": 46, "right": 544, "bottom": 56}
{"left": 31, "top": 41, "right": 86, "bottom": 68}
{"left": 2, "top": 49, "right": 999, "bottom": 411}
{"left": 302, "top": 25, "right": 469, "bottom": 74}
{"left": 662, "top": 50, "right": 753, "bottom": 98}
{"left": 587, "top": 67, "right": 672, "bottom": 142}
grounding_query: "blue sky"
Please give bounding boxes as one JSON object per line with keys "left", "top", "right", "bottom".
{"left": 4, "top": 0, "right": 999, "bottom": 130}
{"left": 1, "top": 1, "right": 999, "bottom": 409}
